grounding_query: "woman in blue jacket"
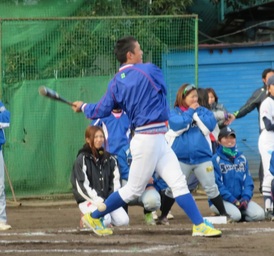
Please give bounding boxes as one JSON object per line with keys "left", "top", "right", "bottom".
{"left": 165, "top": 84, "right": 228, "bottom": 217}
{"left": 211, "top": 126, "right": 265, "bottom": 222}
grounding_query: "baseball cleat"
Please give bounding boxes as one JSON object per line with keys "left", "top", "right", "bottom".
{"left": 0, "top": 222, "right": 11, "bottom": 231}
{"left": 265, "top": 211, "right": 274, "bottom": 221}
{"left": 156, "top": 216, "right": 169, "bottom": 225}
{"left": 81, "top": 213, "right": 113, "bottom": 236}
{"left": 167, "top": 211, "right": 174, "bottom": 220}
{"left": 144, "top": 212, "right": 156, "bottom": 225}
{"left": 192, "top": 222, "right": 222, "bottom": 237}
{"left": 152, "top": 211, "right": 158, "bottom": 220}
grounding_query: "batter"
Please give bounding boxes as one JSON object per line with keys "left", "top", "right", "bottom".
{"left": 72, "top": 36, "right": 222, "bottom": 237}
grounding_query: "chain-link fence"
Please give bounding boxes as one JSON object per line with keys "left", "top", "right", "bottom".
{"left": 0, "top": 15, "right": 198, "bottom": 197}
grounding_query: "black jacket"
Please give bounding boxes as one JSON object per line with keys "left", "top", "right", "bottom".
{"left": 235, "top": 85, "right": 267, "bottom": 119}
{"left": 71, "top": 144, "right": 120, "bottom": 204}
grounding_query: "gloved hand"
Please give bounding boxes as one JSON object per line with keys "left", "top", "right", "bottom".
{"left": 233, "top": 199, "right": 248, "bottom": 210}
{"left": 238, "top": 199, "right": 248, "bottom": 210}
{"left": 233, "top": 199, "right": 240, "bottom": 208}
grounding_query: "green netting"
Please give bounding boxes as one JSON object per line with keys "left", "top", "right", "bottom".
{"left": 1, "top": 15, "right": 197, "bottom": 197}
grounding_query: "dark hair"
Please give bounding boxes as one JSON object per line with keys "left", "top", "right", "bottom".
{"left": 85, "top": 126, "right": 106, "bottom": 157}
{"left": 197, "top": 88, "right": 210, "bottom": 109}
{"left": 206, "top": 87, "right": 219, "bottom": 103}
{"left": 262, "top": 68, "right": 274, "bottom": 79}
{"left": 114, "top": 36, "right": 137, "bottom": 65}
{"left": 174, "top": 83, "right": 196, "bottom": 108}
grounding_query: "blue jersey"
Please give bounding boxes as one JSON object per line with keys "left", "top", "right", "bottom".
{"left": 211, "top": 146, "right": 254, "bottom": 204}
{"left": 91, "top": 111, "right": 130, "bottom": 155}
{"left": 83, "top": 63, "right": 169, "bottom": 130}
{"left": 0, "top": 101, "right": 10, "bottom": 149}
{"left": 169, "top": 106, "right": 216, "bottom": 164}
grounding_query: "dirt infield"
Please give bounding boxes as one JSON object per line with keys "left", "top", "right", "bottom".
{"left": 1, "top": 184, "right": 274, "bottom": 256}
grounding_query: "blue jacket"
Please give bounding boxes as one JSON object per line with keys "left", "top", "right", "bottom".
{"left": 116, "top": 144, "right": 132, "bottom": 181}
{"left": 0, "top": 101, "right": 10, "bottom": 150}
{"left": 83, "top": 63, "right": 169, "bottom": 130}
{"left": 169, "top": 106, "right": 216, "bottom": 164}
{"left": 91, "top": 111, "right": 130, "bottom": 156}
{"left": 211, "top": 146, "right": 254, "bottom": 204}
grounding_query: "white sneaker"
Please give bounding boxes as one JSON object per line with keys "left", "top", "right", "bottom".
{"left": 167, "top": 211, "right": 174, "bottom": 220}
{"left": 0, "top": 222, "right": 11, "bottom": 231}
{"left": 152, "top": 211, "right": 158, "bottom": 220}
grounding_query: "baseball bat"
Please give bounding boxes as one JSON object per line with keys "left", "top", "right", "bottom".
{"left": 76, "top": 180, "right": 107, "bottom": 212}
{"left": 38, "top": 86, "right": 74, "bottom": 106}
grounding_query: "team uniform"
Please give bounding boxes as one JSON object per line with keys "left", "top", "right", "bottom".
{"left": 258, "top": 95, "right": 274, "bottom": 213}
{"left": 0, "top": 101, "right": 11, "bottom": 230}
{"left": 91, "top": 111, "right": 130, "bottom": 156}
{"left": 80, "top": 62, "right": 221, "bottom": 236}
{"left": 116, "top": 144, "right": 161, "bottom": 214}
{"left": 210, "top": 146, "right": 265, "bottom": 222}
{"left": 165, "top": 106, "right": 226, "bottom": 212}
{"left": 71, "top": 144, "right": 129, "bottom": 227}
{"left": 81, "top": 63, "right": 188, "bottom": 202}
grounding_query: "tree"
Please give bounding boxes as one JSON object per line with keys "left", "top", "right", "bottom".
{"left": 209, "top": 0, "right": 271, "bottom": 11}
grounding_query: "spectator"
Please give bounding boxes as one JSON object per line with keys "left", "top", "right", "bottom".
{"left": 258, "top": 75, "right": 274, "bottom": 220}
{"left": 228, "top": 68, "right": 274, "bottom": 193}
{"left": 206, "top": 87, "right": 231, "bottom": 153}
{"left": 211, "top": 126, "right": 265, "bottom": 222}
{"left": 165, "top": 84, "right": 229, "bottom": 218}
{"left": 71, "top": 126, "right": 129, "bottom": 232}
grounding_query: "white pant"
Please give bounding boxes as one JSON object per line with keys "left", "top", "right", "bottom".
{"left": 258, "top": 130, "right": 274, "bottom": 196}
{"left": 79, "top": 201, "right": 129, "bottom": 226}
{"left": 210, "top": 200, "right": 265, "bottom": 222}
{"left": 119, "top": 133, "right": 189, "bottom": 202}
{"left": 122, "top": 180, "right": 161, "bottom": 211}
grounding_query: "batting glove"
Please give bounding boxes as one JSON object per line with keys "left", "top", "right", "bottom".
{"left": 233, "top": 200, "right": 240, "bottom": 208}
{"left": 238, "top": 199, "right": 248, "bottom": 210}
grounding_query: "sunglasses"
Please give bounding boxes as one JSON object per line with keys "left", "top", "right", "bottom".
{"left": 183, "top": 84, "right": 196, "bottom": 97}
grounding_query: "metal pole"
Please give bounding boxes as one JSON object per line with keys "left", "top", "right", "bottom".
{"left": 195, "top": 15, "right": 198, "bottom": 87}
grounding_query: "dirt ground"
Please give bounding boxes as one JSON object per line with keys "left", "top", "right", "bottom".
{"left": 1, "top": 180, "right": 274, "bottom": 256}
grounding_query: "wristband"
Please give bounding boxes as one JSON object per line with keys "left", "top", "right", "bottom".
{"left": 233, "top": 111, "right": 239, "bottom": 117}
{"left": 80, "top": 103, "right": 87, "bottom": 112}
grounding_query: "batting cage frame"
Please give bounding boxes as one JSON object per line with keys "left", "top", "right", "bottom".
{"left": 0, "top": 15, "right": 198, "bottom": 198}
